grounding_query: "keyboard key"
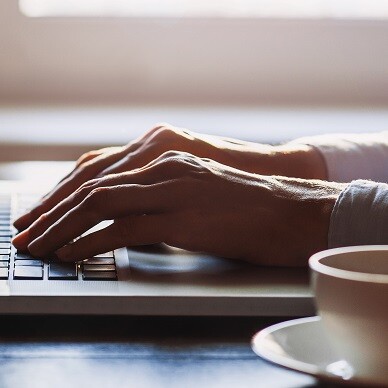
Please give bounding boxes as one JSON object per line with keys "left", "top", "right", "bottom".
{"left": 0, "top": 221, "right": 10, "bottom": 226}
{"left": 83, "top": 264, "right": 116, "bottom": 272}
{"left": 83, "top": 271, "right": 117, "bottom": 281}
{"left": 0, "top": 267, "right": 8, "bottom": 279}
{"left": 15, "top": 253, "right": 35, "bottom": 260}
{"left": 84, "top": 258, "right": 115, "bottom": 265}
{"left": 0, "top": 243, "right": 11, "bottom": 249}
{"left": 0, "top": 231, "right": 12, "bottom": 237}
{"left": 0, "top": 255, "right": 10, "bottom": 261}
{"left": 0, "top": 237, "right": 11, "bottom": 243}
{"left": 0, "top": 226, "right": 11, "bottom": 232}
{"left": 0, "top": 248, "right": 11, "bottom": 255}
{"left": 49, "top": 262, "right": 78, "bottom": 280}
{"left": 14, "top": 259, "right": 43, "bottom": 267}
{"left": 14, "top": 266, "right": 43, "bottom": 280}
{"left": 0, "top": 262, "right": 9, "bottom": 268}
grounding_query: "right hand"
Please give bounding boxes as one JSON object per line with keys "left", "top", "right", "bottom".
{"left": 14, "top": 151, "right": 341, "bottom": 265}
{"left": 13, "top": 123, "right": 326, "bottom": 233}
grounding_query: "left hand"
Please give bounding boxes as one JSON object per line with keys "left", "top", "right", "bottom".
{"left": 13, "top": 124, "right": 326, "bottom": 232}
{"left": 12, "top": 151, "right": 344, "bottom": 266}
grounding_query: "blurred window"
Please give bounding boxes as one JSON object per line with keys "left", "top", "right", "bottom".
{"left": 19, "top": 0, "right": 388, "bottom": 19}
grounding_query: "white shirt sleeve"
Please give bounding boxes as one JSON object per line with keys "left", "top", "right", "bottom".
{"left": 329, "top": 180, "right": 388, "bottom": 248}
{"left": 292, "top": 131, "right": 388, "bottom": 183}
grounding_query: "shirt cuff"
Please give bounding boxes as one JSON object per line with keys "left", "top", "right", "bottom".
{"left": 291, "top": 132, "right": 388, "bottom": 183}
{"left": 329, "top": 180, "right": 388, "bottom": 248}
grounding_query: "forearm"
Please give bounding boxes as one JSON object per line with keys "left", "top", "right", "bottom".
{"left": 218, "top": 141, "right": 327, "bottom": 180}
{"left": 222, "top": 130, "right": 388, "bottom": 183}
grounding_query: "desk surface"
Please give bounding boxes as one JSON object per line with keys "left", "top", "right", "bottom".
{"left": 0, "top": 162, "right": 321, "bottom": 388}
{"left": 0, "top": 316, "right": 320, "bottom": 388}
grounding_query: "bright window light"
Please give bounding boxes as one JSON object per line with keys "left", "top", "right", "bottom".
{"left": 19, "top": 0, "right": 388, "bottom": 19}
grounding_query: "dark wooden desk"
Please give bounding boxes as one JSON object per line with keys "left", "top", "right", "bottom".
{"left": 0, "top": 316, "right": 322, "bottom": 388}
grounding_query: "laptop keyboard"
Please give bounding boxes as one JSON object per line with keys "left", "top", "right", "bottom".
{"left": 0, "top": 194, "right": 117, "bottom": 281}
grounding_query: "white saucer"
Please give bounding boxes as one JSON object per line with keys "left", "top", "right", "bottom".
{"left": 251, "top": 316, "right": 385, "bottom": 387}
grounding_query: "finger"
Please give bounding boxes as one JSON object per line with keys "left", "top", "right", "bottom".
{"left": 55, "top": 215, "right": 167, "bottom": 262}
{"left": 12, "top": 154, "right": 185, "bottom": 251}
{"left": 45, "top": 150, "right": 106, "bottom": 197}
{"left": 98, "top": 150, "right": 146, "bottom": 176}
{"left": 75, "top": 150, "right": 103, "bottom": 167}
{"left": 13, "top": 146, "right": 129, "bottom": 231}
{"left": 75, "top": 147, "right": 122, "bottom": 168}
{"left": 27, "top": 182, "right": 171, "bottom": 257}
{"left": 56, "top": 147, "right": 125, "bottom": 190}
{"left": 98, "top": 125, "right": 179, "bottom": 176}
{"left": 13, "top": 125, "right": 170, "bottom": 231}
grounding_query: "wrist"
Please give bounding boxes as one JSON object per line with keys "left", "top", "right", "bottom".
{"left": 252, "top": 176, "right": 347, "bottom": 266}
{"left": 286, "top": 179, "right": 346, "bottom": 264}
{"left": 272, "top": 143, "right": 328, "bottom": 180}
{"left": 216, "top": 141, "right": 328, "bottom": 180}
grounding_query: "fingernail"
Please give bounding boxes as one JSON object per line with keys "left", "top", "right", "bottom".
{"left": 27, "top": 239, "right": 43, "bottom": 257}
{"left": 12, "top": 229, "right": 30, "bottom": 250}
{"left": 55, "top": 244, "right": 73, "bottom": 261}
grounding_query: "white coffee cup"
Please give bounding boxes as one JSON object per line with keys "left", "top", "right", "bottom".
{"left": 309, "top": 246, "right": 388, "bottom": 385}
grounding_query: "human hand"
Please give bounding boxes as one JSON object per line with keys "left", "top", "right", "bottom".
{"left": 12, "top": 151, "right": 343, "bottom": 266}
{"left": 13, "top": 124, "right": 326, "bottom": 232}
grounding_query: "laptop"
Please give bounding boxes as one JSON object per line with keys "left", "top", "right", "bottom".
{"left": 0, "top": 176, "right": 314, "bottom": 317}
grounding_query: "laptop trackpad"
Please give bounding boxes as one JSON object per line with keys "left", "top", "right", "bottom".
{"left": 126, "top": 244, "right": 241, "bottom": 274}
{"left": 125, "top": 244, "right": 309, "bottom": 290}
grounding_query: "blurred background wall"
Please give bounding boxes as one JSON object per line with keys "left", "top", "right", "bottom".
{"left": 0, "top": 0, "right": 388, "bottom": 162}
{"left": 1, "top": 0, "right": 388, "bottom": 106}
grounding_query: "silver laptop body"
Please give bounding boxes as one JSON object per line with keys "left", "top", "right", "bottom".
{"left": 0, "top": 181, "right": 314, "bottom": 316}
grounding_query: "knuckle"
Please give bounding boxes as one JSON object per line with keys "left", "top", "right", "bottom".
{"left": 160, "top": 150, "right": 184, "bottom": 160}
{"left": 160, "top": 152, "right": 205, "bottom": 177}
{"left": 144, "top": 122, "right": 171, "bottom": 138}
{"left": 76, "top": 151, "right": 93, "bottom": 164}
{"left": 160, "top": 151, "right": 193, "bottom": 170}
{"left": 83, "top": 187, "right": 109, "bottom": 211}
{"left": 155, "top": 125, "right": 178, "bottom": 140}
{"left": 36, "top": 212, "right": 48, "bottom": 225}
{"left": 152, "top": 122, "right": 171, "bottom": 132}
{"left": 73, "top": 179, "right": 99, "bottom": 199}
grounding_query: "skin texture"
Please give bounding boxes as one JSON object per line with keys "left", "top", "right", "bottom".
{"left": 13, "top": 124, "right": 327, "bottom": 232}
{"left": 12, "top": 124, "right": 341, "bottom": 266}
